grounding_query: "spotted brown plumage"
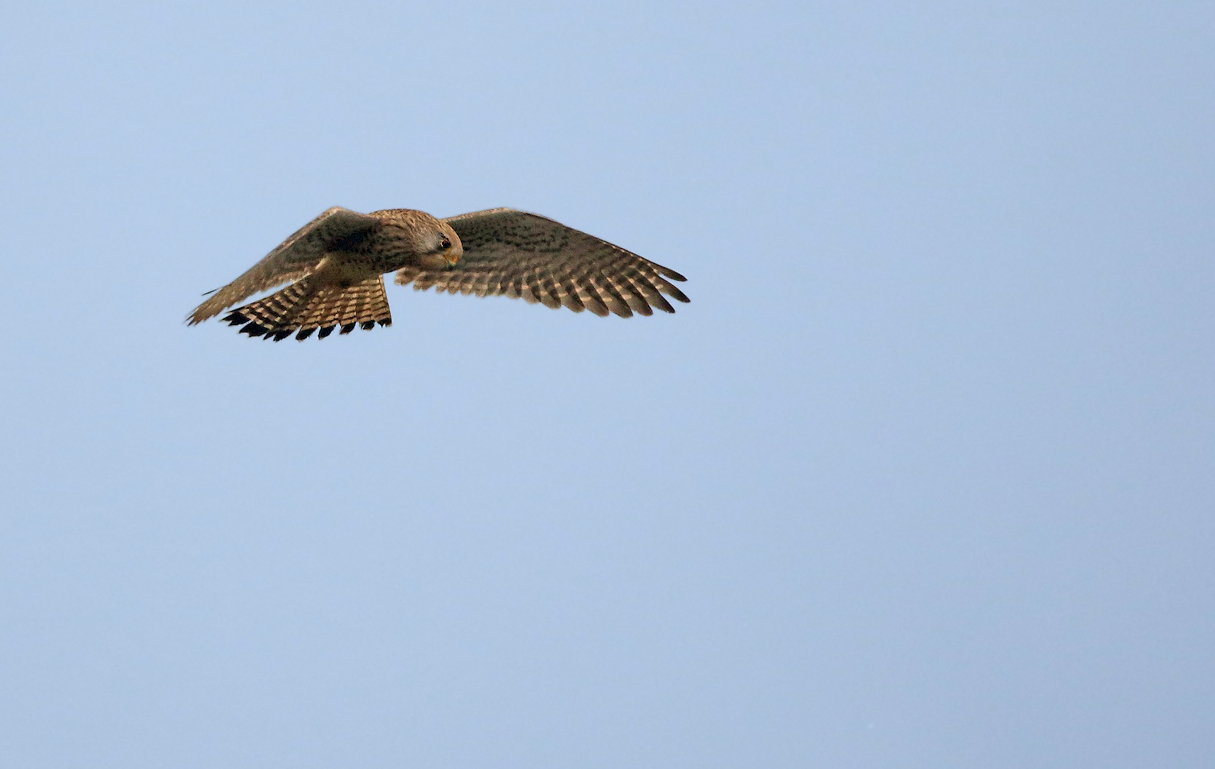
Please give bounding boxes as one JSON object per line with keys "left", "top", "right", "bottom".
{"left": 396, "top": 208, "right": 689, "bottom": 317}
{"left": 188, "top": 206, "right": 690, "bottom": 341}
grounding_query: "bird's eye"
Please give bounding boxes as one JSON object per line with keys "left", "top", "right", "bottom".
{"left": 440, "top": 237, "right": 451, "bottom": 250}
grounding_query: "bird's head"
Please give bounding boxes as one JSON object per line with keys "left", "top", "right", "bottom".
{"left": 374, "top": 209, "right": 463, "bottom": 269}
{"left": 432, "top": 221, "right": 463, "bottom": 267}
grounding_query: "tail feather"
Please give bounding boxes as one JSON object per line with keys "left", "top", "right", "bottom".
{"left": 296, "top": 277, "right": 392, "bottom": 339}
{"left": 223, "top": 277, "right": 392, "bottom": 342}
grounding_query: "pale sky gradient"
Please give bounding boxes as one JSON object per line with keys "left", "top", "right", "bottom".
{"left": 2, "top": 2, "right": 1213, "bottom": 767}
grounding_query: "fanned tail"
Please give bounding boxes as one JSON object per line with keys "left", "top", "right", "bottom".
{"left": 223, "top": 277, "right": 392, "bottom": 341}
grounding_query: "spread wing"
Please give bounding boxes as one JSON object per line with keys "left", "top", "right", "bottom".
{"left": 394, "top": 208, "right": 689, "bottom": 317}
{"left": 188, "top": 207, "right": 381, "bottom": 325}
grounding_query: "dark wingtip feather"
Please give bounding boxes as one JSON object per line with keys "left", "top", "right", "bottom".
{"left": 359, "top": 320, "right": 376, "bottom": 331}
{"left": 318, "top": 325, "right": 336, "bottom": 339}
{"left": 239, "top": 321, "right": 268, "bottom": 338}
{"left": 663, "top": 284, "right": 691, "bottom": 304}
{"left": 296, "top": 328, "right": 316, "bottom": 341}
{"left": 339, "top": 322, "right": 357, "bottom": 335}
{"left": 649, "top": 293, "right": 676, "bottom": 314}
{"left": 623, "top": 293, "right": 653, "bottom": 316}
{"left": 584, "top": 297, "right": 610, "bottom": 317}
{"left": 271, "top": 329, "right": 293, "bottom": 341}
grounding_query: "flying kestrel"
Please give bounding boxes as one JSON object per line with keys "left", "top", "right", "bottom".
{"left": 187, "top": 207, "right": 690, "bottom": 341}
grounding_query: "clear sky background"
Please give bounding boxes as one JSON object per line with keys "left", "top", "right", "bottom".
{"left": 2, "top": 2, "right": 1213, "bottom": 767}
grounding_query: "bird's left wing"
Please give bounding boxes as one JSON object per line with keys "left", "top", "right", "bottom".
{"left": 395, "top": 208, "right": 689, "bottom": 317}
{"left": 188, "top": 207, "right": 381, "bottom": 325}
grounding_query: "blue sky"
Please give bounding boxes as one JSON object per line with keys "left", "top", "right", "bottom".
{"left": 2, "top": 2, "right": 1213, "bottom": 767}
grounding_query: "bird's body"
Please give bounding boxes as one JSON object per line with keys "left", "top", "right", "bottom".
{"left": 188, "top": 206, "right": 689, "bottom": 341}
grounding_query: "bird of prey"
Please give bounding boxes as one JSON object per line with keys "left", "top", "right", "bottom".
{"left": 187, "top": 207, "right": 690, "bottom": 341}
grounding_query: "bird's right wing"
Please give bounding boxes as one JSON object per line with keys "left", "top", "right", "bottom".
{"left": 188, "top": 207, "right": 381, "bottom": 325}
